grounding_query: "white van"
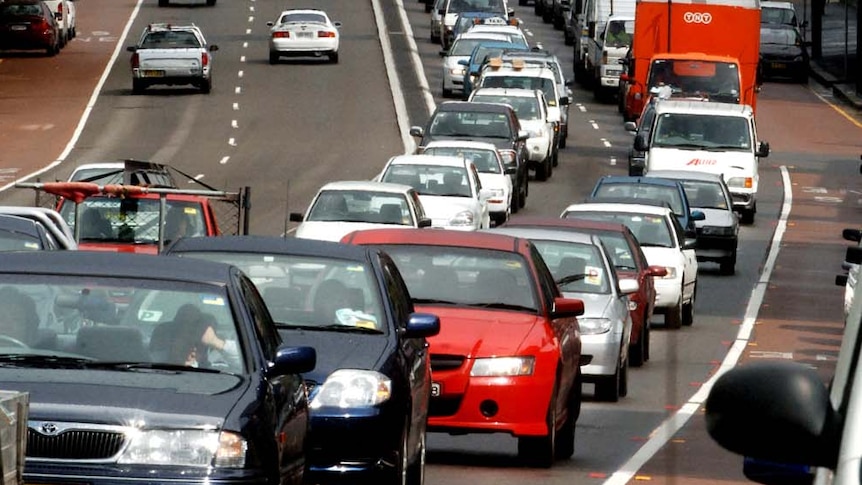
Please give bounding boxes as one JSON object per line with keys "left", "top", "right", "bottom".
{"left": 636, "top": 99, "right": 769, "bottom": 224}
{"left": 572, "top": 0, "right": 635, "bottom": 87}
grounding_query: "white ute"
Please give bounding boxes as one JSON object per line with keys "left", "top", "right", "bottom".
{"left": 127, "top": 23, "right": 219, "bottom": 95}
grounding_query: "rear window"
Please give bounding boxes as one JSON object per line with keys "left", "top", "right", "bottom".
{"left": 141, "top": 31, "right": 201, "bottom": 49}
{"left": 593, "top": 182, "right": 685, "bottom": 215}
{"left": 0, "top": 3, "right": 42, "bottom": 16}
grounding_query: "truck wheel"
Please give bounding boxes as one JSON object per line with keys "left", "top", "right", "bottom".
{"left": 132, "top": 79, "right": 145, "bottom": 94}
{"left": 158, "top": 0, "right": 168, "bottom": 6}
{"left": 740, "top": 207, "right": 755, "bottom": 224}
{"left": 200, "top": 78, "right": 212, "bottom": 94}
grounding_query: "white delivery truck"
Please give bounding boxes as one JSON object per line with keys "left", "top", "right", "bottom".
{"left": 636, "top": 99, "right": 770, "bottom": 224}
{"left": 572, "top": 0, "right": 635, "bottom": 89}
{"left": 588, "top": 14, "right": 634, "bottom": 100}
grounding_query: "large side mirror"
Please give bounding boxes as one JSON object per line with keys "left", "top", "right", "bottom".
{"left": 409, "top": 126, "right": 424, "bottom": 138}
{"left": 516, "top": 130, "right": 530, "bottom": 141}
{"left": 418, "top": 217, "right": 432, "bottom": 228}
{"left": 618, "top": 278, "right": 639, "bottom": 295}
{"left": 624, "top": 121, "right": 637, "bottom": 132}
{"left": 690, "top": 210, "right": 706, "bottom": 221}
{"left": 846, "top": 245, "right": 862, "bottom": 264}
{"left": 126, "top": 46, "right": 137, "bottom": 52}
{"left": 756, "top": 141, "right": 770, "bottom": 158}
{"left": 559, "top": 96, "right": 570, "bottom": 106}
{"left": 552, "top": 297, "right": 584, "bottom": 318}
{"left": 634, "top": 132, "right": 649, "bottom": 151}
{"left": 683, "top": 237, "right": 697, "bottom": 250}
{"left": 646, "top": 265, "right": 668, "bottom": 278}
{"left": 504, "top": 166, "right": 517, "bottom": 175}
{"left": 209, "top": 45, "right": 219, "bottom": 52}
{"left": 836, "top": 273, "right": 849, "bottom": 286}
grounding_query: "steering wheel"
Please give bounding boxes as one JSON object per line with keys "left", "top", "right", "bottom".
{"left": 0, "top": 335, "right": 29, "bottom": 349}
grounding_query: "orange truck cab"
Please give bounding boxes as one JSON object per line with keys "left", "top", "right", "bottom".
{"left": 621, "top": 0, "right": 761, "bottom": 121}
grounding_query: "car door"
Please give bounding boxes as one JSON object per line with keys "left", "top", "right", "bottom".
{"left": 468, "top": 163, "right": 490, "bottom": 228}
{"left": 669, "top": 215, "right": 698, "bottom": 301}
{"left": 379, "top": 253, "right": 430, "bottom": 455}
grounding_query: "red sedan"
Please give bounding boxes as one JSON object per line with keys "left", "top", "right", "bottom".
{"left": 341, "top": 228, "right": 586, "bottom": 467}
{"left": 501, "top": 216, "right": 667, "bottom": 367}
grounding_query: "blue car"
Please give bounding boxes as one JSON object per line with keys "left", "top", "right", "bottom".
{"left": 589, "top": 175, "right": 705, "bottom": 237}
{"left": 165, "top": 235, "right": 441, "bottom": 485}
{"left": 460, "top": 40, "right": 529, "bottom": 99}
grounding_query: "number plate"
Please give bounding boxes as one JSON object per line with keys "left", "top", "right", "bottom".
{"left": 297, "top": 31, "right": 313, "bottom": 38}
{"left": 430, "top": 382, "right": 441, "bottom": 397}
{"left": 141, "top": 70, "right": 165, "bottom": 78}
{"left": 770, "top": 62, "right": 786, "bottom": 69}
{"left": 10, "top": 25, "right": 27, "bottom": 31}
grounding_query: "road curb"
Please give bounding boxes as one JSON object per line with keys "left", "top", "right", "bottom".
{"left": 809, "top": 61, "right": 862, "bottom": 110}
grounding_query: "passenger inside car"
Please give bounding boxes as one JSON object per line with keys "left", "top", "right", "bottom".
{"left": 0, "top": 286, "right": 39, "bottom": 347}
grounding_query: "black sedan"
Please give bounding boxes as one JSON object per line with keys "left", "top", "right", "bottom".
{"left": 165, "top": 236, "right": 441, "bottom": 485}
{"left": 759, "top": 24, "right": 809, "bottom": 82}
{"left": 0, "top": 251, "right": 315, "bottom": 485}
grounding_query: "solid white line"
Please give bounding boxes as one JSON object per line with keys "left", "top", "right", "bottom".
{"left": 371, "top": 0, "right": 416, "bottom": 154}
{"left": 603, "top": 165, "right": 793, "bottom": 485}
{"left": 393, "top": 0, "right": 435, "bottom": 116}
{"left": 0, "top": 0, "right": 147, "bottom": 192}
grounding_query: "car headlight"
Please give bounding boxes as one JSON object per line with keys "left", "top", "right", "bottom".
{"left": 661, "top": 267, "right": 678, "bottom": 279}
{"left": 471, "top": 356, "right": 535, "bottom": 376}
{"left": 700, "top": 225, "right": 735, "bottom": 236}
{"left": 449, "top": 210, "right": 475, "bottom": 226}
{"left": 499, "top": 150, "right": 517, "bottom": 165}
{"left": 310, "top": 369, "right": 392, "bottom": 408}
{"left": 529, "top": 130, "right": 545, "bottom": 138}
{"left": 726, "top": 177, "right": 753, "bottom": 189}
{"left": 578, "top": 317, "right": 613, "bottom": 335}
{"left": 449, "top": 67, "right": 466, "bottom": 76}
{"left": 118, "top": 429, "right": 246, "bottom": 468}
{"left": 487, "top": 188, "right": 505, "bottom": 198}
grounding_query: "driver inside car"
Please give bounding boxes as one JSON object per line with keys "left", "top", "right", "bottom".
{"left": 0, "top": 286, "right": 39, "bottom": 347}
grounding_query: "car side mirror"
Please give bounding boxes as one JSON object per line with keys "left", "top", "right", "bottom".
{"left": 756, "top": 141, "right": 770, "bottom": 158}
{"left": 209, "top": 45, "right": 219, "bottom": 52}
{"left": 266, "top": 21, "right": 275, "bottom": 27}
{"left": 403, "top": 313, "right": 440, "bottom": 338}
{"left": 683, "top": 237, "right": 697, "bottom": 250}
{"left": 516, "top": 130, "right": 530, "bottom": 141}
{"left": 458, "top": 59, "right": 469, "bottom": 66}
{"left": 333, "top": 21, "right": 342, "bottom": 28}
{"left": 646, "top": 265, "right": 668, "bottom": 278}
{"left": 843, "top": 228, "right": 862, "bottom": 242}
{"left": 267, "top": 346, "right": 316, "bottom": 377}
{"left": 634, "top": 132, "right": 649, "bottom": 151}
{"left": 552, "top": 296, "right": 584, "bottom": 318}
{"left": 409, "top": 126, "right": 424, "bottom": 138}
{"left": 847, "top": 245, "right": 862, "bottom": 264}
{"left": 289, "top": 212, "right": 304, "bottom": 223}
{"left": 479, "top": 188, "right": 494, "bottom": 200}
{"left": 691, "top": 210, "right": 706, "bottom": 221}
{"left": 418, "top": 217, "right": 432, "bottom": 228}
{"left": 620, "top": 73, "right": 631, "bottom": 82}
{"left": 624, "top": 121, "right": 637, "bottom": 132}
{"left": 126, "top": 46, "right": 137, "bottom": 52}
{"left": 559, "top": 96, "right": 570, "bottom": 106}
{"left": 439, "top": 49, "right": 448, "bottom": 56}
{"left": 618, "top": 278, "right": 639, "bottom": 295}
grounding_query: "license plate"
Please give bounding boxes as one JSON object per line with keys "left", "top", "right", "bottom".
{"left": 297, "top": 31, "right": 313, "bottom": 38}
{"left": 430, "top": 382, "right": 441, "bottom": 397}
{"left": 141, "top": 70, "right": 164, "bottom": 78}
{"left": 10, "top": 25, "right": 26, "bottom": 31}
{"left": 770, "top": 62, "right": 786, "bottom": 69}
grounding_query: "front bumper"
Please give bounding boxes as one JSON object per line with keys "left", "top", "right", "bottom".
{"left": 526, "top": 135, "right": 551, "bottom": 164}
{"left": 580, "top": 332, "right": 623, "bottom": 378}
{"left": 729, "top": 189, "right": 756, "bottom": 211}
{"left": 694, "top": 233, "right": 737, "bottom": 262}
{"left": 653, "top": 276, "right": 682, "bottom": 309}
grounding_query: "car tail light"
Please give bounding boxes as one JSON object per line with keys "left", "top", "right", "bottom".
{"left": 202, "top": 52, "right": 209, "bottom": 67}
{"left": 56, "top": 2, "right": 63, "bottom": 20}
{"left": 273, "top": 31, "right": 289, "bottom": 38}
{"left": 318, "top": 31, "right": 335, "bottom": 38}
{"left": 130, "top": 52, "right": 139, "bottom": 68}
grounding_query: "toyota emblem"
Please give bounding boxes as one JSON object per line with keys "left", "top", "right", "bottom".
{"left": 39, "top": 422, "right": 59, "bottom": 435}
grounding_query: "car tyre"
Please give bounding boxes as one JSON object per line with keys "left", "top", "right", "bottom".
{"left": 200, "top": 78, "right": 212, "bottom": 94}
{"left": 518, "top": 380, "right": 557, "bottom": 468}
{"left": 665, "top": 299, "right": 682, "bottom": 329}
{"left": 158, "top": 0, "right": 168, "bottom": 6}
{"left": 132, "top": 79, "right": 145, "bottom": 94}
{"left": 618, "top": 355, "right": 629, "bottom": 398}
{"left": 551, "top": 148, "right": 559, "bottom": 167}
{"left": 206, "top": 0, "right": 216, "bottom": 5}
{"left": 329, "top": 51, "right": 339, "bottom": 63}
{"left": 559, "top": 128, "right": 567, "bottom": 148}
{"left": 554, "top": 371, "right": 580, "bottom": 460}
{"left": 406, "top": 425, "right": 425, "bottom": 485}
{"left": 719, "top": 251, "right": 736, "bottom": 275}
{"left": 269, "top": 52, "right": 279, "bottom": 64}
{"left": 518, "top": 177, "right": 527, "bottom": 209}
{"left": 740, "top": 207, "right": 755, "bottom": 224}
{"left": 564, "top": 31, "right": 573, "bottom": 45}
{"left": 595, "top": 356, "right": 621, "bottom": 402}
{"left": 643, "top": 315, "right": 651, "bottom": 361}
{"left": 535, "top": 161, "right": 548, "bottom": 182}
{"left": 629, "top": 322, "right": 646, "bottom": 368}
{"left": 682, "top": 285, "right": 695, "bottom": 326}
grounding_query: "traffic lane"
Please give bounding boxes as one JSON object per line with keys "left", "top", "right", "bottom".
{"left": 0, "top": 0, "right": 138, "bottom": 190}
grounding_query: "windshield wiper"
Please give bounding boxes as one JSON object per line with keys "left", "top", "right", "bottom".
{"left": 276, "top": 323, "right": 383, "bottom": 334}
{"left": 0, "top": 354, "right": 94, "bottom": 368}
{"left": 84, "top": 362, "right": 228, "bottom": 374}
{"left": 413, "top": 298, "right": 457, "bottom": 305}
{"left": 556, "top": 274, "right": 588, "bottom": 286}
{"left": 471, "top": 302, "right": 536, "bottom": 312}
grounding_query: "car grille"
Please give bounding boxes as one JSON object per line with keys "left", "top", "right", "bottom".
{"left": 430, "top": 354, "right": 465, "bottom": 372}
{"left": 28, "top": 422, "right": 127, "bottom": 461}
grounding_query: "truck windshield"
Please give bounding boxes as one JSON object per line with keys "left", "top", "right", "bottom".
{"left": 647, "top": 59, "right": 741, "bottom": 103}
{"left": 603, "top": 20, "right": 634, "bottom": 48}
{"left": 652, "top": 113, "right": 752, "bottom": 151}
{"left": 59, "top": 198, "right": 207, "bottom": 244}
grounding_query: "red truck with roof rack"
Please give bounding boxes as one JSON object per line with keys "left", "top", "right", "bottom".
{"left": 619, "top": 0, "right": 761, "bottom": 122}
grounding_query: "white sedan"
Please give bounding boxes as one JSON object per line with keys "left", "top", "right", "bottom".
{"left": 289, "top": 181, "right": 431, "bottom": 242}
{"left": 561, "top": 202, "right": 698, "bottom": 329}
{"left": 267, "top": 9, "right": 340, "bottom": 64}
{"left": 378, "top": 154, "right": 492, "bottom": 231}
{"left": 421, "top": 140, "right": 514, "bottom": 226}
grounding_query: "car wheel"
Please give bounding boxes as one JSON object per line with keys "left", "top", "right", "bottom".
{"left": 555, "top": 371, "right": 580, "bottom": 460}
{"left": 518, "top": 380, "right": 557, "bottom": 468}
{"left": 682, "top": 284, "right": 695, "bottom": 326}
{"left": 132, "top": 79, "right": 145, "bottom": 94}
{"left": 329, "top": 51, "right": 339, "bottom": 63}
{"left": 206, "top": 0, "right": 216, "bottom": 5}
{"left": 158, "top": 0, "right": 168, "bottom": 6}
{"left": 629, "top": 322, "right": 646, "bottom": 368}
{"left": 200, "top": 78, "right": 212, "bottom": 94}
{"left": 46, "top": 41, "right": 58, "bottom": 57}
{"left": 542, "top": 11, "right": 553, "bottom": 23}
{"left": 406, "top": 425, "right": 425, "bottom": 485}
{"left": 552, "top": 148, "right": 559, "bottom": 167}
{"left": 535, "top": 161, "right": 548, "bottom": 182}
{"left": 643, "top": 314, "right": 651, "bottom": 362}
{"left": 719, "top": 251, "right": 737, "bottom": 275}
{"left": 269, "top": 52, "right": 279, "bottom": 64}
{"left": 546, "top": 156, "right": 553, "bottom": 178}
{"left": 618, "top": 355, "right": 629, "bottom": 398}
{"left": 564, "top": 31, "right": 573, "bottom": 45}
{"left": 740, "top": 207, "right": 755, "bottom": 224}
{"left": 559, "top": 129, "right": 567, "bottom": 148}
{"left": 442, "top": 83, "right": 452, "bottom": 98}
{"left": 511, "top": 188, "right": 520, "bottom": 214}
{"left": 665, "top": 299, "right": 683, "bottom": 329}
{"left": 594, "top": 357, "right": 621, "bottom": 402}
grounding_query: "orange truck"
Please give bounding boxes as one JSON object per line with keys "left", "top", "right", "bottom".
{"left": 620, "top": 0, "right": 761, "bottom": 121}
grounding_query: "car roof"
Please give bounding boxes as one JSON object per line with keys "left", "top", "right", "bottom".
{"left": 317, "top": 180, "right": 414, "bottom": 194}
{"left": 436, "top": 101, "right": 514, "bottom": 114}
{"left": 423, "top": 140, "right": 501, "bottom": 152}
{"left": 166, "top": 235, "right": 374, "bottom": 263}
{"left": 386, "top": 154, "right": 468, "bottom": 168}
{"left": 563, "top": 202, "right": 673, "bottom": 217}
{"left": 646, "top": 170, "right": 726, "bottom": 183}
{"left": 454, "top": 32, "right": 510, "bottom": 41}
{"left": 482, "top": 62, "right": 556, "bottom": 78}
{"left": 503, "top": 216, "right": 635, "bottom": 236}
{"left": 489, "top": 226, "right": 598, "bottom": 246}
{"left": 471, "top": 87, "right": 541, "bottom": 98}
{"left": 0, "top": 251, "right": 233, "bottom": 283}
{"left": 653, "top": 99, "right": 754, "bottom": 117}
{"left": 280, "top": 8, "right": 329, "bottom": 15}
{"left": 342, "top": 228, "right": 524, "bottom": 252}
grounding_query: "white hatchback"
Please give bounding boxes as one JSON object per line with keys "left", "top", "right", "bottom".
{"left": 267, "top": 9, "right": 340, "bottom": 64}
{"left": 421, "top": 140, "right": 514, "bottom": 226}
{"left": 378, "top": 154, "right": 492, "bottom": 231}
{"left": 561, "top": 202, "right": 698, "bottom": 329}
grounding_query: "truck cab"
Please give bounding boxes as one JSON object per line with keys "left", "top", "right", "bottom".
{"left": 589, "top": 14, "right": 634, "bottom": 100}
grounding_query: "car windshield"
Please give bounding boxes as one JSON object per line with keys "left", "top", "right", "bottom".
{"left": 424, "top": 147, "right": 502, "bottom": 174}
{"left": 428, "top": 110, "right": 513, "bottom": 138}
{"left": 531, "top": 240, "right": 611, "bottom": 294}
{"left": 448, "top": 0, "right": 507, "bottom": 15}
{"left": 564, "top": 212, "right": 674, "bottom": 248}
{"left": 0, "top": 230, "right": 43, "bottom": 251}
{"left": 306, "top": 190, "right": 413, "bottom": 225}
{"left": 760, "top": 27, "right": 802, "bottom": 46}
{"left": 140, "top": 31, "right": 201, "bottom": 49}
{"left": 470, "top": 94, "right": 541, "bottom": 122}
{"left": 59, "top": 198, "right": 207, "bottom": 245}
{"left": 593, "top": 182, "right": 685, "bottom": 215}
{"left": 382, "top": 165, "right": 473, "bottom": 197}
{"left": 594, "top": 233, "right": 639, "bottom": 270}
{"left": 179, "top": 252, "right": 386, "bottom": 334}
{"left": 480, "top": 75, "right": 557, "bottom": 105}
{"left": 652, "top": 113, "right": 752, "bottom": 151}
{"left": 647, "top": 59, "right": 741, "bottom": 103}
{"left": 280, "top": 12, "right": 327, "bottom": 24}
{"left": 0, "top": 276, "right": 243, "bottom": 372}
{"left": 761, "top": 6, "right": 798, "bottom": 26}
{"left": 679, "top": 180, "right": 730, "bottom": 210}
{"left": 381, "top": 245, "right": 539, "bottom": 312}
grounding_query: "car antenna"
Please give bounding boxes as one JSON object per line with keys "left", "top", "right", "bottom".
{"left": 283, "top": 180, "right": 290, "bottom": 239}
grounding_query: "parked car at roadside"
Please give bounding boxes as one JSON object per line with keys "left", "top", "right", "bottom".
{"left": 0, "top": 251, "right": 316, "bottom": 485}
{"left": 42, "top": 0, "right": 73, "bottom": 45}
{"left": 165, "top": 235, "right": 440, "bottom": 485}
{"left": 0, "top": 0, "right": 61, "bottom": 56}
